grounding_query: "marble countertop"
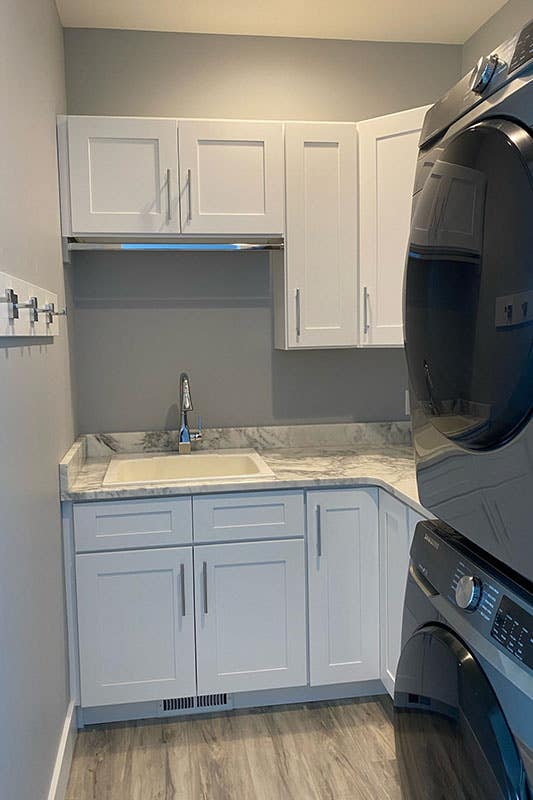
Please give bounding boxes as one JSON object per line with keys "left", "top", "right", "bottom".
{"left": 60, "top": 423, "right": 426, "bottom": 516}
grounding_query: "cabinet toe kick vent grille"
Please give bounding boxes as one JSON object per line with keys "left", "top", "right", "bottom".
{"left": 160, "top": 694, "right": 230, "bottom": 714}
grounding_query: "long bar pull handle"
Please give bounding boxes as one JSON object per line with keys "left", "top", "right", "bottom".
{"left": 203, "top": 561, "right": 208, "bottom": 614}
{"left": 316, "top": 505, "right": 322, "bottom": 557}
{"left": 180, "top": 563, "right": 186, "bottom": 616}
{"left": 187, "top": 169, "right": 192, "bottom": 223}
{"left": 295, "top": 288, "right": 301, "bottom": 338}
{"left": 166, "top": 168, "right": 172, "bottom": 221}
{"left": 363, "top": 286, "right": 370, "bottom": 335}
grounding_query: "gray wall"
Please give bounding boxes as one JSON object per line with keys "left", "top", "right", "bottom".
{"left": 462, "top": 0, "right": 532, "bottom": 72}
{"left": 0, "top": 1, "right": 76, "bottom": 798}
{"left": 64, "top": 28, "right": 462, "bottom": 433}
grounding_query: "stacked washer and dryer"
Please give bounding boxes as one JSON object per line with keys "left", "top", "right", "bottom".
{"left": 395, "top": 19, "right": 533, "bottom": 799}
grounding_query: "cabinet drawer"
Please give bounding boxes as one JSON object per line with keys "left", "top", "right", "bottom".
{"left": 193, "top": 491, "right": 304, "bottom": 543}
{"left": 74, "top": 497, "right": 192, "bottom": 552}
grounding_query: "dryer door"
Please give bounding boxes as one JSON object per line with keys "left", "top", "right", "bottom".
{"left": 405, "top": 119, "right": 533, "bottom": 452}
{"left": 394, "top": 624, "right": 528, "bottom": 799}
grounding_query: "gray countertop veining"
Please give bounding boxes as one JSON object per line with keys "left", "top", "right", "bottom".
{"left": 60, "top": 423, "right": 426, "bottom": 516}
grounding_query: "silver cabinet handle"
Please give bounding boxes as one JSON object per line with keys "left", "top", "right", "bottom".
{"left": 295, "top": 288, "right": 301, "bottom": 338}
{"left": 166, "top": 168, "right": 172, "bottom": 221}
{"left": 187, "top": 168, "right": 192, "bottom": 223}
{"left": 203, "top": 561, "right": 208, "bottom": 614}
{"left": 363, "top": 286, "right": 369, "bottom": 334}
{"left": 316, "top": 504, "right": 322, "bottom": 557}
{"left": 180, "top": 562, "right": 186, "bottom": 616}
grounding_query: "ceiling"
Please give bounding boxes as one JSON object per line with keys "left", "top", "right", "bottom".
{"left": 55, "top": 0, "right": 508, "bottom": 45}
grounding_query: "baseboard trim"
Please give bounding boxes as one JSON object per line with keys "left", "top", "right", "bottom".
{"left": 47, "top": 700, "right": 77, "bottom": 800}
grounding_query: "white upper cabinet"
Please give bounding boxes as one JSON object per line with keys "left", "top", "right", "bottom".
{"left": 275, "top": 123, "right": 358, "bottom": 349}
{"left": 358, "top": 106, "right": 430, "bottom": 346}
{"left": 178, "top": 120, "right": 284, "bottom": 235}
{"left": 307, "top": 488, "right": 380, "bottom": 686}
{"left": 66, "top": 116, "right": 180, "bottom": 236}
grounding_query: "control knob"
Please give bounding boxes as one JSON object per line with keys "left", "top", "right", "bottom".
{"left": 455, "top": 575, "right": 482, "bottom": 611}
{"left": 470, "top": 54, "right": 499, "bottom": 93}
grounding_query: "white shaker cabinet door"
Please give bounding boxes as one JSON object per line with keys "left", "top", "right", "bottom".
{"left": 194, "top": 539, "right": 307, "bottom": 694}
{"left": 358, "top": 106, "right": 430, "bottom": 346}
{"left": 307, "top": 488, "right": 380, "bottom": 686}
{"left": 379, "top": 492, "right": 424, "bottom": 697}
{"left": 178, "top": 120, "right": 284, "bottom": 234}
{"left": 280, "top": 123, "right": 358, "bottom": 348}
{"left": 76, "top": 547, "right": 196, "bottom": 707}
{"left": 67, "top": 115, "right": 180, "bottom": 235}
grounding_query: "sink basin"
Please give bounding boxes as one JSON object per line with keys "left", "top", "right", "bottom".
{"left": 102, "top": 449, "right": 275, "bottom": 486}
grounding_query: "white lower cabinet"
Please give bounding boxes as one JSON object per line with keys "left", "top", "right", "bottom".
{"left": 194, "top": 539, "right": 307, "bottom": 694}
{"left": 76, "top": 547, "right": 196, "bottom": 707}
{"left": 307, "top": 488, "right": 380, "bottom": 686}
{"left": 379, "top": 491, "right": 424, "bottom": 697}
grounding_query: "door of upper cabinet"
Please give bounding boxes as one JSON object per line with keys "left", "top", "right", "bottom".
{"left": 178, "top": 121, "right": 284, "bottom": 234}
{"left": 67, "top": 116, "right": 180, "bottom": 235}
{"left": 358, "top": 106, "right": 430, "bottom": 346}
{"left": 194, "top": 539, "right": 307, "bottom": 694}
{"left": 379, "top": 492, "right": 412, "bottom": 697}
{"left": 307, "top": 488, "right": 379, "bottom": 686}
{"left": 76, "top": 547, "right": 196, "bottom": 707}
{"left": 284, "top": 123, "right": 358, "bottom": 348}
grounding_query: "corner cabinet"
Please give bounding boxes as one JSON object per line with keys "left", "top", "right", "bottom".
{"left": 379, "top": 490, "right": 424, "bottom": 696}
{"left": 178, "top": 120, "right": 284, "bottom": 235}
{"left": 358, "top": 106, "right": 430, "bottom": 346}
{"left": 306, "top": 488, "right": 380, "bottom": 685}
{"left": 273, "top": 123, "right": 358, "bottom": 349}
{"left": 65, "top": 116, "right": 181, "bottom": 236}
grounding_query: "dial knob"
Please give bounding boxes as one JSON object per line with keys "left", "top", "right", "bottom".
{"left": 455, "top": 575, "right": 482, "bottom": 611}
{"left": 470, "top": 54, "right": 499, "bottom": 94}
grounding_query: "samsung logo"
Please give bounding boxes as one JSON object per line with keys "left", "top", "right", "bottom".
{"left": 424, "top": 533, "right": 440, "bottom": 550}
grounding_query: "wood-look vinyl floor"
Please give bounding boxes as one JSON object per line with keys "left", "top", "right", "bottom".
{"left": 66, "top": 696, "right": 401, "bottom": 800}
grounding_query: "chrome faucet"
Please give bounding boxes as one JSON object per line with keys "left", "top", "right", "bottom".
{"left": 178, "top": 372, "right": 202, "bottom": 454}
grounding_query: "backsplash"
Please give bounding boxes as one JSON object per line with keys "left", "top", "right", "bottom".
{"left": 84, "top": 421, "right": 412, "bottom": 457}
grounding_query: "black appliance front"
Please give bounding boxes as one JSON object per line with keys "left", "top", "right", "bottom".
{"left": 394, "top": 624, "right": 529, "bottom": 799}
{"left": 404, "top": 117, "right": 533, "bottom": 578}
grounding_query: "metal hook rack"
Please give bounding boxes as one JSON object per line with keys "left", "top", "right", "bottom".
{"left": 0, "top": 271, "right": 63, "bottom": 338}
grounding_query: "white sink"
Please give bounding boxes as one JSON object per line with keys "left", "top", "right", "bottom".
{"left": 102, "top": 449, "right": 275, "bottom": 486}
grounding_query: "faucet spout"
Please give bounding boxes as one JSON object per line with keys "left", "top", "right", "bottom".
{"left": 178, "top": 373, "right": 202, "bottom": 453}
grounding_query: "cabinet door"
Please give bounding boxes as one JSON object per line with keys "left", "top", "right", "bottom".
{"left": 194, "top": 539, "right": 307, "bottom": 694}
{"left": 358, "top": 106, "right": 430, "bottom": 346}
{"left": 379, "top": 492, "right": 422, "bottom": 697}
{"left": 76, "top": 547, "right": 195, "bottom": 707}
{"left": 178, "top": 120, "right": 284, "bottom": 234}
{"left": 67, "top": 116, "right": 180, "bottom": 235}
{"left": 307, "top": 488, "right": 379, "bottom": 686}
{"left": 282, "top": 123, "right": 358, "bottom": 348}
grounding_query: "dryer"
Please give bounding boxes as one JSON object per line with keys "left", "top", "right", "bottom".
{"left": 404, "top": 19, "right": 533, "bottom": 581}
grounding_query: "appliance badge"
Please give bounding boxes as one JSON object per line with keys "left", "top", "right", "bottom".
{"left": 424, "top": 533, "right": 440, "bottom": 550}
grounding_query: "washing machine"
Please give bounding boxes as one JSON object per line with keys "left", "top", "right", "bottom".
{"left": 404, "top": 19, "right": 533, "bottom": 582}
{"left": 394, "top": 520, "right": 533, "bottom": 798}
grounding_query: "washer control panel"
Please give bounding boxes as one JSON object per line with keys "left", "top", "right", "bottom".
{"left": 510, "top": 18, "right": 533, "bottom": 74}
{"left": 412, "top": 521, "right": 532, "bottom": 673}
{"left": 491, "top": 595, "right": 533, "bottom": 669}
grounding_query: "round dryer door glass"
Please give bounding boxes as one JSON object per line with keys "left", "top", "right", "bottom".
{"left": 405, "top": 119, "right": 533, "bottom": 451}
{"left": 394, "top": 625, "right": 527, "bottom": 799}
